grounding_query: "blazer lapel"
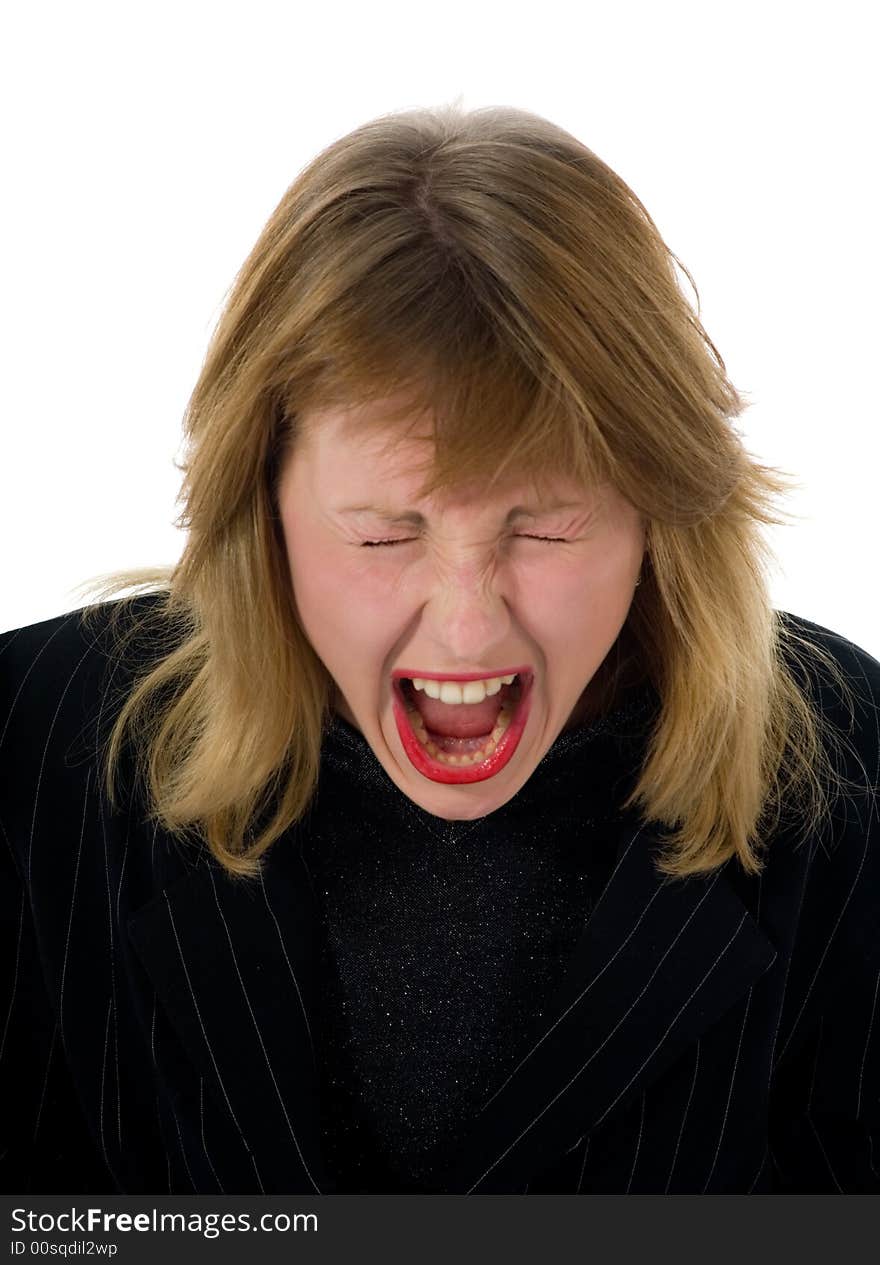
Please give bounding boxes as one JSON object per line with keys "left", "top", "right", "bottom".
{"left": 126, "top": 836, "right": 334, "bottom": 1194}
{"left": 440, "top": 809, "right": 780, "bottom": 1193}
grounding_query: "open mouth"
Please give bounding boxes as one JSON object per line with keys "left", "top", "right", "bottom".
{"left": 392, "top": 671, "right": 532, "bottom": 770}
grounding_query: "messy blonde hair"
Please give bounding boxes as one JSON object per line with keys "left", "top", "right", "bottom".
{"left": 75, "top": 100, "right": 862, "bottom": 882}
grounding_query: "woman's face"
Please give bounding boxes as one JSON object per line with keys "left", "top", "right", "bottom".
{"left": 277, "top": 402, "right": 647, "bottom": 821}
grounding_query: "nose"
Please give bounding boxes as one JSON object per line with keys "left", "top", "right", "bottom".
{"left": 420, "top": 559, "right": 514, "bottom": 669}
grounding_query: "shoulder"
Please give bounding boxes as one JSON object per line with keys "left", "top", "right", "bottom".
{"left": 777, "top": 607, "right": 880, "bottom": 686}
{"left": 774, "top": 611, "right": 880, "bottom": 968}
{"left": 0, "top": 588, "right": 170, "bottom": 670}
{"left": 0, "top": 591, "right": 173, "bottom": 864}
{"left": 776, "top": 608, "right": 880, "bottom": 780}
{"left": 0, "top": 590, "right": 170, "bottom": 737}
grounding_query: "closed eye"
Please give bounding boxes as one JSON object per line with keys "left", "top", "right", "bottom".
{"left": 360, "top": 538, "right": 414, "bottom": 547}
{"left": 361, "top": 534, "right": 570, "bottom": 547}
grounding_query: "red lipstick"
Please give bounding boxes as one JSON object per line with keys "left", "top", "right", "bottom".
{"left": 390, "top": 665, "right": 531, "bottom": 683}
{"left": 390, "top": 670, "right": 534, "bottom": 784}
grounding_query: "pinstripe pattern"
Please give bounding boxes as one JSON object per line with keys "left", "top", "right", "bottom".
{"left": 257, "top": 865, "right": 316, "bottom": 1060}
{"left": 666, "top": 1038, "right": 700, "bottom": 1193}
{"left": 162, "top": 894, "right": 259, "bottom": 1186}
{"left": 479, "top": 824, "right": 666, "bottom": 1112}
{"left": 0, "top": 848, "right": 24, "bottom": 1070}
{"left": 2, "top": 595, "right": 879, "bottom": 1194}
{"left": 597, "top": 909, "right": 750, "bottom": 1129}
{"left": 203, "top": 864, "right": 321, "bottom": 1193}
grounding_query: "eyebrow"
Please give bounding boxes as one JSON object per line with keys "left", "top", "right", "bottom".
{"left": 339, "top": 501, "right": 586, "bottom": 524}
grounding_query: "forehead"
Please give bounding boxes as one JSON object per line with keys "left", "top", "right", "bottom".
{"left": 296, "top": 404, "right": 587, "bottom": 506}
{"left": 299, "top": 401, "right": 431, "bottom": 457}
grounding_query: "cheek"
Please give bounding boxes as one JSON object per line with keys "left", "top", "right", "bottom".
{"left": 283, "top": 531, "right": 354, "bottom": 639}
{"left": 523, "top": 558, "right": 599, "bottom": 611}
{"left": 522, "top": 554, "right": 633, "bottom": 634}
{"left": 318, "top": 562, "right": 409, "bottom": 652}
{"left": 287, "top": 546, "right": 334, "bottom": 610}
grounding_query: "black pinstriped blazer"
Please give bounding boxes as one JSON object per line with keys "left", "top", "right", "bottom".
{"left": 1, "top": 595, "right": 879, "bottom": 1195}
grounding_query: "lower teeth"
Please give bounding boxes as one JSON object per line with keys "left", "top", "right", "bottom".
{"left": 405, "top": 700, "right": 516, "bottom": 766}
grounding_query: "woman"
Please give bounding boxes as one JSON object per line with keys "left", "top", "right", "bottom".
{"left": 1, "top": 103, "right": 878, "bottom": 1196}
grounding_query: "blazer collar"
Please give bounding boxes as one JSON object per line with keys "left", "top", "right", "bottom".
{"left": 127, "top": 807, "right": 778, "bottom": 1194}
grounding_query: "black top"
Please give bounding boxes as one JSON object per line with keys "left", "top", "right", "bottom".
{"left": 4, "top": 599, "right": 880, "bottom": 1195}
{"left": 300, "top": 682, "right": 660, "bottom": 1193}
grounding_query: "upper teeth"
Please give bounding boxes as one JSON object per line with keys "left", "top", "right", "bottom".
{"left": 409, "top": 673, "right": 517, "bottom": 704}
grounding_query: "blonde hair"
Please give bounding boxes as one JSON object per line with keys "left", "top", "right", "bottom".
{"left": 75, "top": 100, "right": 863, "bottom": 882}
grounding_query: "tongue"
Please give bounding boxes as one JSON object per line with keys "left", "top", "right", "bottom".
{"left": 412, "top": 683, "right": 514, "bottom": 738}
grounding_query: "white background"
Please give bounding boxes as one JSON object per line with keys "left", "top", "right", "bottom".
{"left": 2, "top": 0, "right": 877, "bottom": 658}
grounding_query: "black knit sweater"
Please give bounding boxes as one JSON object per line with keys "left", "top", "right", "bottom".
{"left": 299, "top": 682, "right": 659, "bottom": 1194}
